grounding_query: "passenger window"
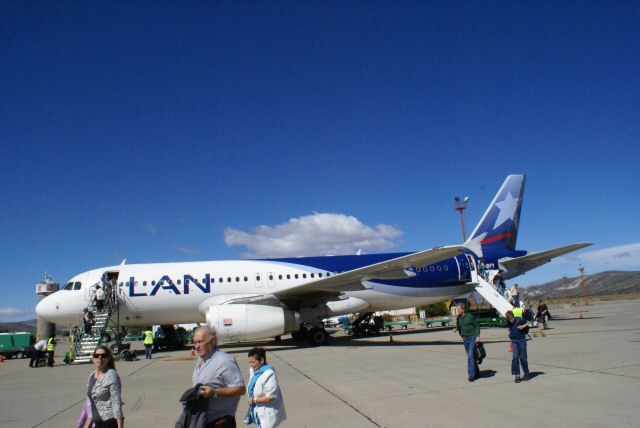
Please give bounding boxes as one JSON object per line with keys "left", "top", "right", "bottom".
{"left": 244, "top": 276, "right": 248, "bottom": 281}
{"left": 211, "top": 278, "right": 215, "bottom": 283}
{"left": 318, "top": 273, "right": 323, "bottom": 278}
{"left": 286, "top": 274, "right": 290, "bottom": 279}
{"left": 269, "top": 275, "right": 273, "bottom": 280}
{"left": 143, "top": 281, "right": 147, "bottom": 286}
{"left": 256, "top": 276, "right": 261, "bottom": 281}
{"left": 73, "top": 282, "right": 82, "bottom": 290}
{"left": 310, "top": 273, "right": 314, "bottom": 278}
{"left": 278, "top": 275, "right": 283, "bottom": 280}
{"left": 152, "top": 281, "right": 156, "bottom": 285}
{"left": 227, "top": 277, "right": 231, "bottom": 282}
{"left": 236, "top": 277, "right": 240, "bottom": 282}
{"left": 302, "top": 273, "right": 307, "bottom": 278}
{"left": 294, "top": 274, "right": 299, "bottom": 279}
{"left": 219, "top": 278, "right": 223, "bottom": 283}
{"left": 177, "top": 279, "right": 182, "bottom": 284}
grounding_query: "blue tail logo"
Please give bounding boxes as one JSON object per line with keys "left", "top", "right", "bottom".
{"left": 466, "top": 175, "right": 526, "bottom": 258}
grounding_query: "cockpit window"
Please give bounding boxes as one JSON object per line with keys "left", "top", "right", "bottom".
{"left": 73, "top": 282, "right": 82, "bottom": 290}
{"left": 63, "top": 282, "right": 74, "bottom": 290}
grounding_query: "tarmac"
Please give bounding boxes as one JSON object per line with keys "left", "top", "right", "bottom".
{"left": 1, "top": 299, "right": 639, "bottom": 428}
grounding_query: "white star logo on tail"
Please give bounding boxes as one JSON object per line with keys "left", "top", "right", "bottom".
{"left": 493, "top": 192, "right": 518, "bottom": 230}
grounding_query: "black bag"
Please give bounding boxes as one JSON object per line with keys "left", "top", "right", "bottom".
{"left": 473, "top": 342, "right": 486, "bottom": 364}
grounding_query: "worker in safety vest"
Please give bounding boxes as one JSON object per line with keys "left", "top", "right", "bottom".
{"left": 46, "top": 336, "right": 56, "bottom": 367}
{"left": 512, "top": 307, "right": 524, "bottom": 318}
{"left": 144, "top": 327, "right": 154, "bottom": 359}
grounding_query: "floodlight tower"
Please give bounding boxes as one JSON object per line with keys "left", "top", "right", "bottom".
{"left": 454, "top": 196, "right": 470, "bottom": 241}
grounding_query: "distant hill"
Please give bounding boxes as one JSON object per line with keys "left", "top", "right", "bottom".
{"left": 522, "top": 271, "right": 640, "bottom": 299}
{"left": 0, "top": 318, "right": 37, "bottom": 334}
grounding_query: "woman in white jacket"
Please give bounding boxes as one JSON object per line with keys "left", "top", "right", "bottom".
{"left": 244, "top": 347, "right": 286, "bottom": 428}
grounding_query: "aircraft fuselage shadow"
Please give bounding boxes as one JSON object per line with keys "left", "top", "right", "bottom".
{"left": 551, "top": 316, "right": 605, "bottom": 321}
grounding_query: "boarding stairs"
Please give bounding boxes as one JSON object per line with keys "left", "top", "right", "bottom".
{"left": 471, "top": 269, "right": 514, "bottom": 317}
{"left": 68, "top": 287, "right": 117, "bottom": 364}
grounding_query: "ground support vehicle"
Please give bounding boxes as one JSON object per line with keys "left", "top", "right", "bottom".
{"left": 384, "top": 320, "right": 410, "bottom": 331}
{"left": 0, "top": 332, "right": 35, "bottom": 359}
{"left": 423, "top": 317, "right": 452, "bottom": 327}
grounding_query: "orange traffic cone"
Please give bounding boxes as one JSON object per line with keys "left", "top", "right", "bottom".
{"left": 508, "top": 342, "right": 513, "bottom": 353}
{"left": 389, "top": 333, "right": 394, "bottom": 343}
{"left": 190, "top": 347, "right": 195, "bottom": 357}
{"left": 0, "top": 354, "right": 5, "bottom": 362}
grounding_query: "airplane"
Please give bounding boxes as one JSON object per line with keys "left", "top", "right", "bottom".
{"left": 36, "top": 175, "right": 591, "bottom": 345}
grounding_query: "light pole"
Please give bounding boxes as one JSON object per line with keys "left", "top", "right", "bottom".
{"left": 454, "top": 196, "right": 470, "bottom": 241}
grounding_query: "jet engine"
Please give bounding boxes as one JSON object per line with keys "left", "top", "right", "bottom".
{"left": 206, "top": 304, "right": 300, "bottom": 344}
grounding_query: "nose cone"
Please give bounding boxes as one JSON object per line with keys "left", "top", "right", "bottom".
{"left": 35, "top": 295, "right": 55, "bottom": 322}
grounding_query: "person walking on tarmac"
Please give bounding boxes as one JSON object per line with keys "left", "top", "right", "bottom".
{"left": 506, "top": 310, "right": 531, "bottom": 383}
{"left": 143, "top": 327, "right": 154, "bottom": 359}
{"left": 46, "top": 336, "right": 56, "bottom": 367}
{"left": 192, "top": 326, "right": 246, "bottom": 427}
{"left": 453, "top": 302, "right": 481, "bottom": 382}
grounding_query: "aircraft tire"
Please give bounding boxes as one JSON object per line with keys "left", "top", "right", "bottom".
{"left": 15, "top": 351, "right": 24, "bottom": 359}
{"left": 307, "top": 328, "right": 328, "bottom": 346}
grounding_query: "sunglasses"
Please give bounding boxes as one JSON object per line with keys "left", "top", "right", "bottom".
{"left": 93, "top": 353, "right": 109, "bottom": 359}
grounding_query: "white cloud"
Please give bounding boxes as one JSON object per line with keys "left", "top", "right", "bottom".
{"left": 146, "top": 223, "right": 158, "bottom": 235}
{"left": 563, "top": 242, "right": 640, "bottom": 270}
{"left": 0, "top": 307, "right": 32, "bottom": 318}
{"left": 172, "top": 246, "right": 200, "bottom": 256}
{"left": 224, "top": 213, "right": 403, "bottom": 258}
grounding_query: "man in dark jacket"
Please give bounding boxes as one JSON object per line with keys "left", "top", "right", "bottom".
{"left": 453, "top": 303, "right": 481, "bottom": 382}
{"left": 175, "top": 383, "right": 209, "bottom": 428}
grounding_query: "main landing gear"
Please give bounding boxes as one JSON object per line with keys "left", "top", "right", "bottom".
{"left": 291, "top": 324, "right": 329, "bottom": 346}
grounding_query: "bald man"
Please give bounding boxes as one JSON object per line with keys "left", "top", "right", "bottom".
{"left": 192, "top": 327, "right": 246, "bottom": 427}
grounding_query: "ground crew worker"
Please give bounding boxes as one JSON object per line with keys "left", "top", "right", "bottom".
{"left": 46, "top": 336, "right": 56, "bottom": 367}
{"left": 144, "top": 327, "right": 154, "bottom": 359}
{"left": 512, "top": 306, "right": 523, "bottom": 318}
{"left": 29, "top": 338, "right": 47, "bottom": 367}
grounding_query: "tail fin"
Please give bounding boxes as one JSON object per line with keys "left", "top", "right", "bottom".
{"left": 465, "top": 175, "right": 526, "bottom": 257}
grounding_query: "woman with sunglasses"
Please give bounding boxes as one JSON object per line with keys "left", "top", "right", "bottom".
{"left": 87, "top": 345, "right": 124, "bottom": 428}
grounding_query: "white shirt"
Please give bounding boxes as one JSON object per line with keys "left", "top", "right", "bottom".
{"left": 249, "top": 367, "right": 286, "bottom": 428}
{"left": 34, "top": 339, "right": 47, "bottom": 351}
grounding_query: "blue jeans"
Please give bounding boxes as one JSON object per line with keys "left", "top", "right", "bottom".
{"left": 463, "top": 336, "right": 479, "bottom": 378}
{"left": 145, "top": 344, "right": 153, "bottom": 359}
{"left": 511, "top": 338, "right": 529, "bottom": 376}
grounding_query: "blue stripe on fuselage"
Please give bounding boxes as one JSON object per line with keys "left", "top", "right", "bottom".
{"left": 258, "top": 253, "right": 466, "bottom": 289}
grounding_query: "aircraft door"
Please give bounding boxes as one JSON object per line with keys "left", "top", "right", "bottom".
{"left": 254, "top": 273, "right": 263, "bottom": 288}
{"left": 84, "top": 280, "right": 92, "bottom": 302}
{"left": 466, "top": 254, "right": 478, "bottom": 282}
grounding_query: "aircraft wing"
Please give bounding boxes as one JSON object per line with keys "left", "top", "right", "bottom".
{"left": 499, "top": 242, "right": 592, "bottom": 279}
{"left": 275, "top": 245, "right": 466, "bottom": 299}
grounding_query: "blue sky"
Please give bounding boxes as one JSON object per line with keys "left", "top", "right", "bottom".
{"left": 1, "top": 1, "right": 639, "bottom": 320}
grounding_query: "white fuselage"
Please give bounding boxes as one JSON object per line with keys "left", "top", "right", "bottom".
{"left": 36, "top": 258, "right": 474, "bottom": 328}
